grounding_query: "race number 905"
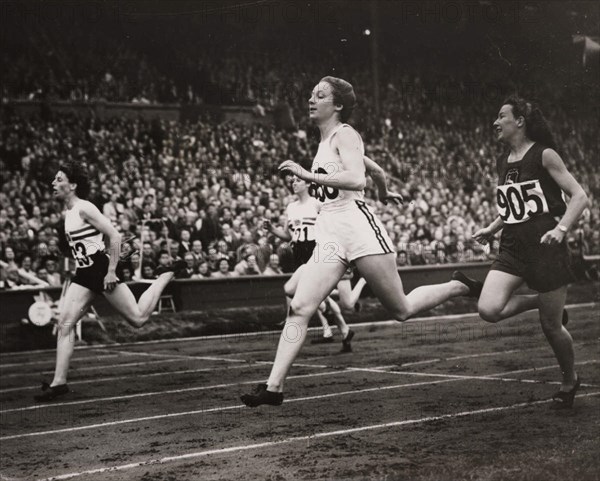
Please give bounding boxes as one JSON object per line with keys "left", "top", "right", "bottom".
{"left": 496, "top": 180, "right": 548, "bottom": 224}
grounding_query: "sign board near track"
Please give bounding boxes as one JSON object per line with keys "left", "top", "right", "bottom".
{"left": 28, "top": 301, "right": 53, "bottom": 326}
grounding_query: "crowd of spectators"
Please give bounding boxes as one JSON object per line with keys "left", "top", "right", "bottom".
{"left": 1, "top": 6, "right": 598, "bottom": 290}
{"left": 1, "top": 88, "right": 597, "bottom": 290}
{"left": 4, "top": 2, "right": 596, "bottom": 111}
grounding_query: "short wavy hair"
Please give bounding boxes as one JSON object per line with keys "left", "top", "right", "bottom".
{"left": 58, "top": 160, "right": 91, "bottom": 199}
{"left": 320, "top": 76, "right": 356, "bottom": 123}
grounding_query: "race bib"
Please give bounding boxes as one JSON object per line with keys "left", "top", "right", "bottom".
{"left": 496, "top": 180, "right": 549, "bottom": 224}
{"left": 290, "top": 219, "right": 301, "bottom": 243}
{"left": 70, "top": 242, "right": 94, "bottom": 269}
{"left": 289, "top": 220, "right": 310, "bottom": 243}
{"left": 308, "top": 167, "right": 340, "bottom": 203}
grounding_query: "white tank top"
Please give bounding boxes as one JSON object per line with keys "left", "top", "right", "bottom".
{"left": 286, "top": 198, "right": 319, "bottom": 243}
{"left": 309, "top": 123, "right": 365, "bottom": 212}
{"left": 64, "top": 199, "right": 104, "bottom": 268}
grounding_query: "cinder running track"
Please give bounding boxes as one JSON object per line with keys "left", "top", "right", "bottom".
{"left": 1, "top": 304, "right": 599, "bottom": 481}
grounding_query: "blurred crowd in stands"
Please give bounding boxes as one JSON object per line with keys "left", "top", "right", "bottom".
{"left": 1, "top": 3, "right": 598, "bottom": 289}
{"left": 1, "top": 95, "right": 597, "bottom": 289}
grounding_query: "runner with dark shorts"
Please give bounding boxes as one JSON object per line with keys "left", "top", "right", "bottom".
{"left": 34, "top": 161, "right": 185, "bottom": 402}
{"left": 266, "top": 175, "right": 354, "bottom": 350}
{"left": 468, "top": 96, "right": 590, "bottom": 409}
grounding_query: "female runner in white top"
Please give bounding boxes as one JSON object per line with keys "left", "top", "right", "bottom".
{"left": 35, "top": 161, "right": 184, "bottom": 402}
{"left": 266, "top": 174, "right": 356, "bottom": 351}
{"left": 241, "top": 76, "right": 480, "bottom": 407}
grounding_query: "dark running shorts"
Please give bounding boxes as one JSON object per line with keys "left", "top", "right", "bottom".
{"left": 292, "top": 240, "right": 316, "bottom": 270}
{"left": 491, "top": 215, "right": 576, "bottom": 293}
{"left": 71, "top": 251, "right": 121, "bottom": 294}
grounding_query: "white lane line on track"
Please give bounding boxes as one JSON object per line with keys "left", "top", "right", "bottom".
{"left": 0, "top": 360, "right": 326, "bottom": 394}
{"left": 0, "top": 358, "right": 188, "bottom": 381}
{"left": 5, "top": 358, "right": 596, "bottom": 412}
{"left": 92, "top": 349, "right": 257, "bottom": 363}
{"left": 1, "top": 338, "right": 596, "bottom": 394}
{"left": 400, "top": 359, "right": 443, "bottom": 366}
{"left": 358, "top": 359, "right": 600, "bottom": 377}
{"left": 1, "top": 301, "right": 595, "bottom": 359}
{"left": 1, "top": 351, "right": 285, "bottom": 382}
{"left": 318, "top": 339, "right": 599, "bottom": 368}
{"left": 96, "top": 349, "right": 331, "bottom": 369}
{"left": 3, "top": 334, "right": 595, "bottom": 386}
{"left": 399, "top": 347, "right": 550, "bottom": 367}
{"left": 32, "top": 390, "right": 600, "bottom": 481}
{"left": 0, "top": 380, "right": 477, "bottom": 440}
{"left": 0, "top": 354, "right": 124, "bottom": 370}
{"left": 92, "top": 349, "right": 329, "bottom": 370}
{"left": 0, "top": 367, "right": 337, "bottom": 411}
{"left": 0, "top": 351, "right": 287, "bottom": 384}
{"left": 2, "top": 361, "right": 597, "bottom": 439}
{"left": 0, "top": 363, "right": 256, "bottom": 394}
{"left": 350, "top": 360, "right": 600, "bottom": 385}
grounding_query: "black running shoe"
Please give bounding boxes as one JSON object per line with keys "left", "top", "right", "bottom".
{"left": 550, "top": 376, "right": 581, "bottom": 409}
{"left": 452, "top": 271, "right": 483, "bottom": 299}
{"left": 340, "top": 329, "right": 355, "bottom": 353}
{"left": 240, "top": 383, "right": 284, "bottom": 407}
{"left": 34, "top": 382, "right": 70, "bottom": 402}
{"left": 562, "top": 309, "right": 569, "bottom": 326}
{"left": 311, "top": 336, "right": 334, "bottom": 344}
{"left": 155, "top": 259, "right": 186, "bottom": 276}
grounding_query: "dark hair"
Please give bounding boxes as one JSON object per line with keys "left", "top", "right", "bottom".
{"left": 502, "top": 96, "right": 557, "bottom": 150}
{"left": 320, "top": 76, "right": 356, "bottom": 122}
{"left": 42, "top": 255, "right": 58, "bottom": 265}
{"left": 58, "top": 160, "right": 90, "bottom": 199}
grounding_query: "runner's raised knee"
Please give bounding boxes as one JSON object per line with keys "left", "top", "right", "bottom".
{"left": 478, "top": 303, "right": 503, "bottom": 323}
{"left": 391, "top": 308, "right": 411, "bottom": 322}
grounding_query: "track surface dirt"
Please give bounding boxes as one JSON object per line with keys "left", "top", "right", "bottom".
{"left": 1, "top": 304, "right": 599, "bottom": 481}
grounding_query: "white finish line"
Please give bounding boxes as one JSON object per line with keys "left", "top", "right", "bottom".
{"left": 34, "top": 391, "right": 600, "bottom": 481}
{"left": 2, "top": 340, "right": 595, "bottom": 392}
{"left": 3, "top": 359, "right": 597, "bottom": 415}
{"left": 2, "top": 360, "right": 597, "bottom": 438}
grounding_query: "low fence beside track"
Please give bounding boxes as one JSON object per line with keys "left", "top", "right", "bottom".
{"left": 0, "top": 262, "right": 492, "bottom": 324}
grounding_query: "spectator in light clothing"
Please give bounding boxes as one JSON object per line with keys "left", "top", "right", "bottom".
{"left": 263, "top": 254, "right": 283, "bottom": 275}
{"left": 178, "top": 229, "right": 192, "bottom": 259}
{"left": 235, "top": 253, "right": 260, "bottom": 276}
{"left": 42, "top": 256, "right": 62, "bottom": 287}
{"left": 193, "top": 260, "right": 212, "bottom": 279}
{"left": 212, "top": 258, "right": 237, "bottom": 278}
